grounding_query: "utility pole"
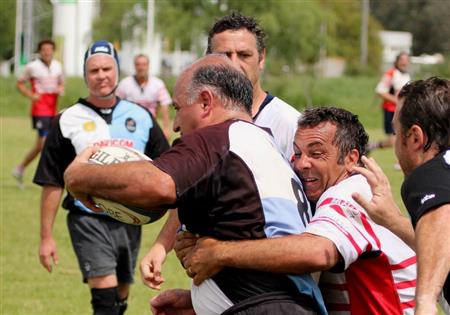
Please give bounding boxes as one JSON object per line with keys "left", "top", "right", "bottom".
{"left": 360, "top": 0, "right": 369, "bottom": 67}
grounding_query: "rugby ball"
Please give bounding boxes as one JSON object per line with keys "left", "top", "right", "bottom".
{"left": 88, "top": 146, "right": 167, "bottom": 225}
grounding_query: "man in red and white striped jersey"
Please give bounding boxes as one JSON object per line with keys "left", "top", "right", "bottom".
{"left": 13, "top": 39, "right": 64, "bottom": 188}
{"left": 176, "top": 107, "right": 416, "bottom": 315}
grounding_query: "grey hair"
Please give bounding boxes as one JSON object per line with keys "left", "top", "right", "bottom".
{"left": 186, "top": 58, "right": 253, "bottom": 114}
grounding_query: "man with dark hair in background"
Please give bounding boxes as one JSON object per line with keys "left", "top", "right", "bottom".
{"left": 13, "top": 39, "right": 64, "bottom": 188}
{"left": 353, "top": 77, "right": 450, "bottom": 314}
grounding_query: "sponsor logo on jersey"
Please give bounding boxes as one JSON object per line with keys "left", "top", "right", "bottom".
{"left": 421, "top": 194, "right": 435, "bottom": 205}
{"left": 83, "top": 120, "right": 96, "bottom": 132}
{"left": 92, "top": 139, "right": 134, "bottom": 148}
{"left": 125, "top": 118, "right": 137, "bottom": 132}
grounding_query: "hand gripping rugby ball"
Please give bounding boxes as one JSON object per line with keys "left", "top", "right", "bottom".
{"left": 88, "top": 146, "right": 167, "bottom": 225}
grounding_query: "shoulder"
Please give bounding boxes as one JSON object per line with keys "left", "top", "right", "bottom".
{"left": 118, "top": 76, "right": 134, "bottom": 86}
{"left": 318, "top": 175, "right": 371, "bottom": 208}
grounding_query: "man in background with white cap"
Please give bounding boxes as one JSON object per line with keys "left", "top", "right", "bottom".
{"left": 34, "top": 40, "right": 170, "bottom": 315}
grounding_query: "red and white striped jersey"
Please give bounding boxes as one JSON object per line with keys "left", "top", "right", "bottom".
{"left": 306, "top": 174, "right": 416, "bottom": 315}
{"left": 18, "top": 58, "right": 64, "bottom": 116}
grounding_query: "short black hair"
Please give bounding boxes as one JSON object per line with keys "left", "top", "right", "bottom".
{"left": 189, "top": 60, "right": 253, "bottom": 115}
{"left": 398, "top": 77, "right": 450, "bottom": 152}
{"left": 206, "top": 12, "right": 266, "bottom": 55}
{"left": 298, "top": 107, "right": 369, "bottom": 164}
{"left": 37, "top": 39, "right": 55, "bottom": 52}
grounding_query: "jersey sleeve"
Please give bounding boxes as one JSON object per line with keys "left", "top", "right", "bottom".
{"left": 156, "top": 80, "right": 172, "bottom": 106}
{"left": 375, "top": 70, "right": 393, "bottom": 94}
{"left": 18, "top": 63, "right": 32, "bottom": 82}
{"left": 152, "top": 131, "right": 222, "bottom": 201}
{"left": 305, "top": 199, "right": 375, "bottom": 270}
{"left": 33, "top": 115, "right": 76, "bottom": 187}
{"left": 402, "top": 149, "right": 450, "bottom": 227}
{"left": 144, "top": 115, "right": 170, "bottom": 159}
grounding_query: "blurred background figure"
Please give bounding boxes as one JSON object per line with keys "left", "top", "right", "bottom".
{"left": 116, "top": 54, "right": 173, "bottom": 139}
{"left": 13, "top": 39, "right": 64, "bottom": 188}
{"left": 370, "top": 51, "right": 410, "bottom": 169}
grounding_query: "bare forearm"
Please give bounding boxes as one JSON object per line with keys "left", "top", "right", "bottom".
{"left": 415, "top": 205, "right": 450, "bottom": 311}
{"left": 40, "top": 186, "right": 63, "bottom": 239}
{"left": 64, "top": 160, "right": 176, "bottom": 210}
{"left": 384, "top": 215, "right": 416, "bottom": 250}
{"left": 379, "top": 92, "right": 397, "bottom": 104}
{"left": 155, "top": 210, "right": 180, "bottom": 252}
{"left": 17, "top": 81, "right": 35, "bottom": 99}
{"left": 218, "top": 233, "right": 339, "bottom": 274}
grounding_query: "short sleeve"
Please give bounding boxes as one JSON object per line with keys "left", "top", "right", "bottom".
{"left": 375, "top": 72, "right": 392, "bottom": 94}
{"left": 305, "top": 201, "right": 373, "bottom": 270}
{"left": 402, "top": 149, "right": 450, "bottom": 227}
{"left": 33, "top": 115, "right": 76, "bottom": 187}
{"left": 152, "top": 129, "right": 225, "bottom": 200}
{"left": 156, "top": 81, "right": 172, "bottom": 106}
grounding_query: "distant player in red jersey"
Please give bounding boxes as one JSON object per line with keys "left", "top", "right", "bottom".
{"left": 13, "top": 39, "right": 64, "bottom": 188}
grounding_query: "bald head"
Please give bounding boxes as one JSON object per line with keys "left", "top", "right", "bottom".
{"left": 175, "top": 54, "right": 253, "bottom": 114}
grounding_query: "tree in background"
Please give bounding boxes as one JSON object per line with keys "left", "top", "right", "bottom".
{"left": 371, "top": 0, "right": 450, "bottom": 55}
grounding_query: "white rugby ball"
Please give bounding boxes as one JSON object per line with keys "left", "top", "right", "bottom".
{"left": 88, "top": 146, "right": 167, "bottom": 225}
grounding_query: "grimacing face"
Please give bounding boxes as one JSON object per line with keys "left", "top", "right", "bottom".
{"left": 210, "top": 28, "right": 265, "bottom": 89}
{"left": 292, "top": 122, "right": 348, "bottom": 203}
{"left": 85, "top": 55, "right": 117, "bottom": 99}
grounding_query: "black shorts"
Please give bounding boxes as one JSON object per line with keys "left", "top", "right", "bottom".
{"left": 67, "top": 212, "right": 141, "bottom": 283}
{"left": 32, "top": 116, "right": 54, "bottom": 137}
{"left": 221, "top": 292, "right": 317, "bottom": 315}
{"left": 383, "top": 109, "right": 395, "bottom": 135}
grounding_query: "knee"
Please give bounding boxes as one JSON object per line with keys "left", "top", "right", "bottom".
{"left": 91, "top": 287, "right": 121, "bottom": 315}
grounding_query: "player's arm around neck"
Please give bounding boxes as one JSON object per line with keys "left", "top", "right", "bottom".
{"left": 64, "top": 148, "right": 176, "bottom": 210}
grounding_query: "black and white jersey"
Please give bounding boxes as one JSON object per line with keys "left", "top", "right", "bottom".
{"left": 401, "top": 148, "right": 450, "bottom": 307}
{"left": 34, "top": 98, "right": 170, "bottom": 215}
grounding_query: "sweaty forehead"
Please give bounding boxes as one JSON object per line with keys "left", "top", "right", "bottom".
{"left": 296, "top": 122, "right": 337, "bottom": 145}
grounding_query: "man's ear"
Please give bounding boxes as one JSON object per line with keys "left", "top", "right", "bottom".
{"left": 258, "top": 48, "right": 266, "bottom": 70}
{"left": 198, "top": 89, "right": 213, "bottom": 118}
{"left": 407, "top": 124, "right": 427, "bottom": 151}
{"left": 345, "top": 148, "right": 360, "bottom": 172}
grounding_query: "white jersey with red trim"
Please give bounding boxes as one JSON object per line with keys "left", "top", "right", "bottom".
{"left": 116, "top": 75, "right": 172, "bottom": 116}
{"left": 19, "top": 58, "right": 63, "bottom": 94}
{"left": 305, "top": 174, "right": 416, "bottom": 315}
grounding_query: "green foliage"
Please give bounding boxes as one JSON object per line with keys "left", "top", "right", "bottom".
{"left": 371, "top": 0, "right": 450, "bottom": 54}
{"left": 0, "top": 0, "right": 16, "bottom": 60}
{"left": 321, "top": 0, "right": 383, "bottom": 73}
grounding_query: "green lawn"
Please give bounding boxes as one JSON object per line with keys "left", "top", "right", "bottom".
{"left": 0, "top": 74, "right": 431, "bottom": 314}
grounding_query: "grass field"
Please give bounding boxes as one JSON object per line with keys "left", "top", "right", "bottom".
{"left": 0, "top": 74, "right": 425, "bottom": 314}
